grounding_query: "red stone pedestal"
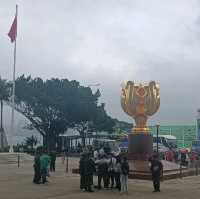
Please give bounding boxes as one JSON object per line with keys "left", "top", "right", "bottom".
{"left": 128, "top": 133, "right": 153, "bottom": 176}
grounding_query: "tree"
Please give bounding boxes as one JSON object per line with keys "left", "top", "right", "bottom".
{"left": 93, "top": 103, "right": 115, "bottom": 133}
{"left": 14, "top": 75, "right": 110, "bottom": 151}
{"left": 0, "top": 77, "right": 10, "bottom": 148}
{"left": 74, "top": 121, "right": 90, "bottom": 147}
{"left": 14, "top": 76, "right": 70, "bottom": 151}
{"left": 73, "top": 91, "right": 116, "bottom": 147}
{"left": 113, "top": 119, "right": 132, "bottom": 133}
{"left": 24, "top": 135, "right": 38, "bottom": 151}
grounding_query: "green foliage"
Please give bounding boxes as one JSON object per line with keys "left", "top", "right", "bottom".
{"left": 113, "top": 119, "right": 132, "bottom": 133}
{"left": 24, "top": 135, "right": 38, "bottom": 149}
{"left": 0, "top": 77, "right": 11, "bottom": 132}
{"left": 0, "top": 77, "right": 10, "bottom": 101}
{"left": 93, "top": 103, "right": 115, "bottom": 133}
{"left": 14, "top": 75, "right": 115, "bottom": 151}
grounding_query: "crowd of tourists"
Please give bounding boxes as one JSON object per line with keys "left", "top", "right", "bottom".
{"left": 79, "top": 150, "right": 130, "bottom": 193}
{"left": 32, "top": 146, "right": 164, "bottom": 193}
{"left": 79, "top": 149, "right": 164, "bottom": 193}
{"left": 159, "top": 148, "right": 200, "bottom": 167}
{"left": 33, "top": 148, "right": 57, "bottom": 184}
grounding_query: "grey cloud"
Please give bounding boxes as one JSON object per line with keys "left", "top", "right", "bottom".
{"left": 0, "top": 0, "right": 200, "bottom": 126}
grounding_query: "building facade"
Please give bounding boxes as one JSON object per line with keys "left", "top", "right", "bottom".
{"left": 149, "top": 125, "right": 196, "bottom": 148}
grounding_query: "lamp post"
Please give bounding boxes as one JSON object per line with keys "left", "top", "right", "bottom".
{"left": 156, "top": 124, "right": 160, "bottom": 154}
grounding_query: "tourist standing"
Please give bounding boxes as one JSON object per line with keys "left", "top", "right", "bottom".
{"left": 85, "top": 154, "right": 96, "bottom": 192}
{"left": 50, "top": 150, "right": 56, "bottom": 172}
{"left": 96, "top": 155, "right": 109, "bottom": 189}
{"left": 33, "top": 149, "right": 41, "bottom": 184}
{"left": 114, "top": 156, "right": 121, "bottom": 191}
{"left": 79, "top": 153, "right": 87, "bottom": 191}
{"left": 40, "top": 149, "right": 50, "bottom": 184}
{"left": 120, "top": 157, "right": 129, "bottom": 193}
{"left": 180, "top": 151, "right": 187, "bottom": 166}
{"left": 150, "top": 154, "right": 163, "bottom": 192}
{"left": 108, "top": 154, "right": 116, "bottom": 189}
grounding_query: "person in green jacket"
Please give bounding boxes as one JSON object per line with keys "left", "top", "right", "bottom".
{"left": 40, "top": 149, "right": 50, "bottom": 184}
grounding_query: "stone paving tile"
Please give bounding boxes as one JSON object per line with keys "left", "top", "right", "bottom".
{"left": 1, "top": 157, "right": 200, "bottom": 199}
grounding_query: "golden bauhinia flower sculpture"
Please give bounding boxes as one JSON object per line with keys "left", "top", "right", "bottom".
{"left": 121, "top": 81, "right": 160, "bottom": 133}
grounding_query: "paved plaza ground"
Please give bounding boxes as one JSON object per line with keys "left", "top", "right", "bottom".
{"left": 1, "top": 157, "right": 200, "bottom": 199}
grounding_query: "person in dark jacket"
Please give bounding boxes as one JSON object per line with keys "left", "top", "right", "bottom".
{"left": 96, "top": 155, "right": 109, "bottom": 189}
{"left": 114, "top": 156, "right": 121, "bottom": 191}
{"left": 108, "top": 154, "right": 116, "bottom": 189}
{"left": 150, "top": 154, "right": 163, "bottom": 192}
{"left": 79, "top": 153, "right": 87, "bottom": 191}
{"left": 49, "top": 151, "right": 56, "bottom": 172}
{"left": 120, "top": 157, "right": 129, "bottom": 193}
{"left": 85, "top": 155, "right": 96, "bottom": 192}
{"left": 33, "top": 150, "right": 41, "bottom": 184}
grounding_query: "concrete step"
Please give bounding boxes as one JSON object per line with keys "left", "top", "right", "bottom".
{"left": 0, "top": 153, "right": 34, "bottom": 164}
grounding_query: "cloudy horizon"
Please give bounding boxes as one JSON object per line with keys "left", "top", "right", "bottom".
{"left": 1, "top": 0, "right": 200, "bottom": 125}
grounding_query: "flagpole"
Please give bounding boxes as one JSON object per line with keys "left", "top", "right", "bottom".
{"left": 9, "top": 4, "right": 18, "bottom": 153}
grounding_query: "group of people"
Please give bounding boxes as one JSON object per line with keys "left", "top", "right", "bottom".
{"left": 32, "top": 146, "right": 164, "bottom": 193}
{"left": 79, "top": 149, "right": 164, "bottom": 193}
{"left": 79, "top": 151, "right": 129, "bottom": 193}
{"left": 160, "top": 148, "right": 200, "bottom": 168}
{"left": 33, "top": 148, "right": 57, "bottom": 184}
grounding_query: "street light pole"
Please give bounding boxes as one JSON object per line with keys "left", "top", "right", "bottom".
{"left": 156, "top": 124, "right": 160, "bottom": 154}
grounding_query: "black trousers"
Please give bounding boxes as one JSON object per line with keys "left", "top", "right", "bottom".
{"left": 114, "top": 172, "right": 121, "bottom": 191}
{"left": 80, "top": 175, "right": 86, "bottom": 189}
{"left": 85, "top": 175, "right": 93, "bottom": 191}
{"left": 33, "top": 167, "right": 41, "bottom": 184}
{"left": 50, "top": 161, "right": 55, "bottom": 172}
{"left": 98, "top": 174, "right": 109, "bottom": 188}
{"left": 109, "top": 171, "right": 115, "bottom": 188}
{"left": 80, "top": 175, "right": 93, "bottom": 191}
{"left": 153, "top": 176, "right": 160, "bottom": 191}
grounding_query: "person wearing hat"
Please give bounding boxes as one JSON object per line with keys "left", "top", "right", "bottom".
{"left": 150, "top": 154, "right": 163, "bottom": 192}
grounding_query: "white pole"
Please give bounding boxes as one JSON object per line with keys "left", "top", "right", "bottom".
{"left": 9, "top": 5, "right": 18, "bottom": 153}
{"left": 196, "top": 109, "right": 200, "bottom": 140}
{"left": 182, "top": 128, "right": 185, "bottom": 148}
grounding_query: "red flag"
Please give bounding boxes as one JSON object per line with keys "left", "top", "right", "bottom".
{"left": 8, "top": 15, "right": 17, "bottom": 43}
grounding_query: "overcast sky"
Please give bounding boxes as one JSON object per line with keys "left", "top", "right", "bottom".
{"left": 1, "top": 0, "right": 200, "bottom": 125}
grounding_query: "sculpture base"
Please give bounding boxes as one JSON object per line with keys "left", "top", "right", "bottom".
{"left": 128, "top": 133, "right": 153, "bottom": 172}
